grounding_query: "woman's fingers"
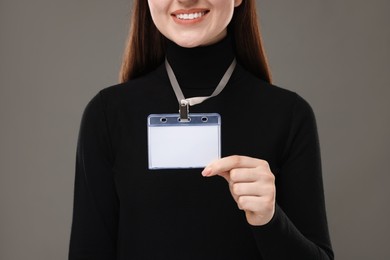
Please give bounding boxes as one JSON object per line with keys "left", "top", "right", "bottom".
{"left": 229, "top": 166, "right": 272, "bottom": 183}
{"left": 231, "top": 181, "right": 274, "bottom": 197}
{"left": 202, "top": 155, "right": 268, "bottom": 177}
{"left": 202, "top": 155, "right": 276, "bottom": 226}
{"left": 237, "top": 195, "right": 275, "bottom": 213}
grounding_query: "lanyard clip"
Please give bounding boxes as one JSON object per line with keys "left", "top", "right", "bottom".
{"left": 179, "top": 100, "right": 189, "bottom": 122}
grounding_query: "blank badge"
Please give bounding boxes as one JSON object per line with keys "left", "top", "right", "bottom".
{"left": 147, "top": 113, "right": 221, "bottom": 170}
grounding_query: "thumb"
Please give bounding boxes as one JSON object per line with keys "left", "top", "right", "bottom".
{"left": 202, "top": 167, "right": 230, "bottom": 182}
{"left": 218, "top": 171, "right": 230, "bottom": 182}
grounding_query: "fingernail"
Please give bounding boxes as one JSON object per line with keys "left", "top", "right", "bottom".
{"left": 202, "top": 167, "right": 212, "bottom": 177}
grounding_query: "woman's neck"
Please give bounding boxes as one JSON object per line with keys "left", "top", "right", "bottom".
{"left": 165, "top": 34, "right": 235, "bottom": 91}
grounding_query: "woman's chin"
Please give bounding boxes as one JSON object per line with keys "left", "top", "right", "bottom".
{"left": 170, "top": 37, "right": 205, "bottom": 48}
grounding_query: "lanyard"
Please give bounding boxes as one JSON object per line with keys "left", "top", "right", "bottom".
{"left": 165, "top": 58, "right": 236, "bottom": 122}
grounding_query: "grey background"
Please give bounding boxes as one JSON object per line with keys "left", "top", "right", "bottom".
{"left": 0, "top": 0, "right": 389, "bottom": 259}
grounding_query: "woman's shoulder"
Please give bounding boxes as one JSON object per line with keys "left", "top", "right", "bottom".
{"left": 101, "top": 68, "right": 164, "bottom": 97}
{"left": 234, "top": 63, "right": 312, "bottom": 113}
{"left": 91, "top": 64, "right": 167, "bottom": 107}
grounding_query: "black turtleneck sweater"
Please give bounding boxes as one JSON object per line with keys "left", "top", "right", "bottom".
{"left": 69, "top": 36, "right": 333, "bottom": 259}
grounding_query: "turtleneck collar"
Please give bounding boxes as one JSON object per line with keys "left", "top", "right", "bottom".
{"left": 165, "top": 34, "right": 235, "bottom": 90}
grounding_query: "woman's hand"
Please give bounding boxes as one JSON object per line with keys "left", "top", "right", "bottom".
{"left": 202, "top": 155, "right": 276, "bottom": 226}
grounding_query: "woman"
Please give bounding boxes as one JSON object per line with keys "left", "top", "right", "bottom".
{"left": 69, "top": 0, "right": 334, "bottom": 259}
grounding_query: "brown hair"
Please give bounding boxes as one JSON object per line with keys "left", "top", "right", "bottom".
{"left": 119, "top": 0, "right": 272, "bottom": 83}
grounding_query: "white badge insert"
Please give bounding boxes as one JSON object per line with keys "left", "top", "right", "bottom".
{"left": 148, "top": 113, "right": 221, "bottom": 169}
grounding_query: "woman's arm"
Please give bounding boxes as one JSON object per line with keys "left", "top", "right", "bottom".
{"left": 203, "top": 95, "right": 334, "bottom": 259}
{"left": 69, "top": 92, "right": 119, "bottom": 260}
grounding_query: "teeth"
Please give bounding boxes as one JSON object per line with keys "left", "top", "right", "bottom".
{"left": 176, "top": 12, "right": 205, "bottom": 20}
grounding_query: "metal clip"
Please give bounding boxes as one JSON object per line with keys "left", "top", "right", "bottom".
{"left": 179, "top": 100, "right": 189, "bottom": 122}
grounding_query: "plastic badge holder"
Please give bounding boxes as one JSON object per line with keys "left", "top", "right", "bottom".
{"left": 147, "top": 113, "right": 221, "bottom": 169}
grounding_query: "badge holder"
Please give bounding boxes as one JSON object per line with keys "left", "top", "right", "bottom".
{"left": 148, "top": 113, "right": 221, "bottom": 169}
{"left": 147, "top": 58, "right": 236, "bottom": 170}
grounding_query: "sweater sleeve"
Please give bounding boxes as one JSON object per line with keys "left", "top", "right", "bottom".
{"left": 251, "top": 94, "right": 334, "bottom": 259}
{"left": 69, "top": 92, "right": 119, "bottom": 260}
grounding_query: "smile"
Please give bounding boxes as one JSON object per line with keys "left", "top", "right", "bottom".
{"left": 175, "top": 12, "right": 207, "bottom": 20}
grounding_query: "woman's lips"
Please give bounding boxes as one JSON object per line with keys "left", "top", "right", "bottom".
{"left": 171, "top": 9, "right": 210, "bottom": 24}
